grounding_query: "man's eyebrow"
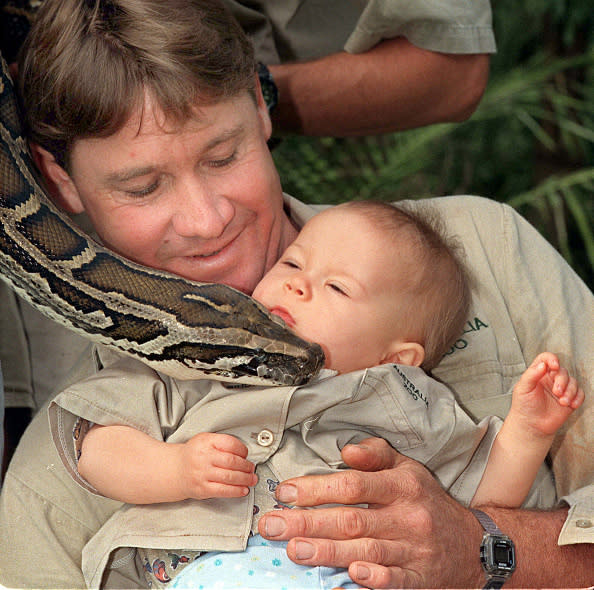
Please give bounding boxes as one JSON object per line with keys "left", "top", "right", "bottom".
{"left": 106, "top": 166, "right": 156, "bottom": 184}
{"left": 105, "top": 125, "right": 246, "bottom": 184}
{"left": 203, "top": 124, "right": 246, "bottom": 151}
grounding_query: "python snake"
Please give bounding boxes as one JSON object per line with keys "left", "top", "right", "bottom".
{"left": 0, "top": 54, "right": 323, "bottom": 386}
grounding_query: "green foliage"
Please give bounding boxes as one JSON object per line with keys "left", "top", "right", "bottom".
{"left": 272, "top": 1, "right": 594, "bottom": 289}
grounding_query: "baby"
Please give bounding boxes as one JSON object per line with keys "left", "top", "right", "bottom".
{"left": 59, "top": 201, "right": 583, "bottom": 589}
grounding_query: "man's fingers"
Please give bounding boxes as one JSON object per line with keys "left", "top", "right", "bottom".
{"left": 285, "top": 537, "right": 420, "bottom": 588}
{"left": 283, "top": 536, "right": 423, "bottom": 589}
{"left": 340, "top": 437, "right": 403, "bottom": 472}
{"left": 272, "top": 468, "right": 396, "bottom": 508}
{"left": 259, "top": 502, "right": 406, "bottom": 542}
{"left": 287, "top": 536, "right": 404, "bottom": 567}
{"left": 348, "top": 561, "right": 411, "bottom": 589}
{"left": 272, "top": 448, "right": 423, "bottom": 509}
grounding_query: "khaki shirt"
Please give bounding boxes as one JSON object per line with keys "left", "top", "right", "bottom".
{"left": 48, "top": 352, "right": 554, "bottom": 588}
{"left": 1, "top": 196, "right": 592, "bottom": 589}
{"left": 224, "top": 0, "right": 496, "bottom": 62}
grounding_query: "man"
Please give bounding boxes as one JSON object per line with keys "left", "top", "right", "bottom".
{"left": 1, "top": 0, "right": 496, "bottom": 416}
{"left": 0, "top": 0, "right": 592, "bottom": 588}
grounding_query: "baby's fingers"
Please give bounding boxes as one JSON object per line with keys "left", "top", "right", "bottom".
{"left": 552, "top": 371, "right": 584, "bottom": 409}
{"left": 555, "top": 376, "right": 584, "bottom": 409}
{"left": 570, "top": 386, "right": 585, "bottom": 409}
{"left": 532, "top": 352, "right": 560, "bottom": 372}
{"left": 214, "top": 448, "right": 256, "bottom": 474}
{"left": 210, "top": 465, "right": 258, "bottom": 489}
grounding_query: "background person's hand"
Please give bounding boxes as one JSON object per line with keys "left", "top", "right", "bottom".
{"left": 258, "top": 437, "right": 485, "bottom": 588}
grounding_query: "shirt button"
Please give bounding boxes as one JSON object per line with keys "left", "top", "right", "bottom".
{"left": 257, "top": 429, "right": 274, "bottom": 447}
{"left": 575, "top": 519, "right": 593, "bottom": 528}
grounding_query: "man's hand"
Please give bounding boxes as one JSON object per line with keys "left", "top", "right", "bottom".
{"left": 258, "top": 438, "right": 485, "bottom": 588}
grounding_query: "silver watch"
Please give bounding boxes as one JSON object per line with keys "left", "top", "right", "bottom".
{"left": 471, "top": 509, "right": 516, "bottom": 589}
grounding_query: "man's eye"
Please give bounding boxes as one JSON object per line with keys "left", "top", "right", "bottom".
{"left": 207, "top": 152, "right": 237, "bottom": 168}
{"left": 126, "top": 181, "right": 159, "bottom": 197}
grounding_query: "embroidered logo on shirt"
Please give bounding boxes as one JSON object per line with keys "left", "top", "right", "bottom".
{"left": 392, "top": 365, "right": 428, "bottom": 408}
{"left": 444, "top": 316, "right": 490, "bottom": 356}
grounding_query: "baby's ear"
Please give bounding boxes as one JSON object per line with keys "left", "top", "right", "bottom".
{"left": 30, "top": 143, "right": 85, "bottom": 214}
{"left": 381, "top": 342, "right": 425, "bottom": 368}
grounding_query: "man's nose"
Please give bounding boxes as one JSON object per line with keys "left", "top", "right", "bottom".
{"left": 284, "top": 275, "right": 311, "bottom": 300}
{"left": 172, "top": 179, "right": 234, "bottom": 239}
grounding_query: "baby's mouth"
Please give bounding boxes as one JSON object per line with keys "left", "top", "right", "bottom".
{"left": 269, "top": 306, "right": 295, "bottom": 328}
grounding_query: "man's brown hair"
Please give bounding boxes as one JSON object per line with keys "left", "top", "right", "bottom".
{"left": 18, "top": 0, "right": 256, "bottom": 167}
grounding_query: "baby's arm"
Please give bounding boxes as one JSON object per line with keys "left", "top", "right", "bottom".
{"left": 77, "top": 425, "right": 257, "bottom": 504}
{"left": 471, "top": 352, "right": 584, "bottom": 507}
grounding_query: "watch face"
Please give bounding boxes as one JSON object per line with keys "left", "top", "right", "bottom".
{"left": 492, "top": 539, "right": 515, "bottom": 568}
{"left": 481, "top": 535, "right": 516, "bottom": 575}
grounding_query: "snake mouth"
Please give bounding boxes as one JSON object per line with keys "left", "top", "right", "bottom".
{"left": 251, "top": 345, "right": 325, "bottom": 386}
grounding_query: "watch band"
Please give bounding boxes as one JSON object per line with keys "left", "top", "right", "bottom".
{"left": 257, "top": 62, "right": 278, "bottom": 114}
{"left": 472, "top": 509, "right": 515, "bottom": 590}
{"left": 471, "top": 508, "right": 504, "bottom": 535}
{"left": 473, "top": 509, "right": 506, "bottom": 589}
{"left": 483, "top": 578, "right": 506, "bottom": 590}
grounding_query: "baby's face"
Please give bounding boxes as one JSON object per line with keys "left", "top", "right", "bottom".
{"left": 252, "top": 207, "right": 408, "bottom": 373}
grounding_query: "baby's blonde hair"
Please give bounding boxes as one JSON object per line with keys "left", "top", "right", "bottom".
{"left": 336, "top": 200, "right": 472, "bottom": 371}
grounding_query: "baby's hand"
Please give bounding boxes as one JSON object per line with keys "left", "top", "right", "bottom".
{"left": 179, "top": 432, "right": 257, "bottom": 500}
{"left": 512, "top": 352, "right": 584, "bottom": 436}
{"left": 530, "top": 352, "right": 584, "bottom": 409}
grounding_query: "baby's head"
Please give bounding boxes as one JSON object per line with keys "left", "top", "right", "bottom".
{"left": 253, "top": 200, "right": 471, "bottom": 373}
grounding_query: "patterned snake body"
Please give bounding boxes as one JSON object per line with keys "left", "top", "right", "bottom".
{"left": 0, "top": 55, "right": 324, "bottom": 386}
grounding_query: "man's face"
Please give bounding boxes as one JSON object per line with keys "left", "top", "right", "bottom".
{"left": 58, "top": 91, "right": 297, "bottom": 294}
{"left": 252, "top": 207, "right": 410, "bottom": 373}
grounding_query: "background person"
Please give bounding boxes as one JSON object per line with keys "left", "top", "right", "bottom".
{"left": 0, "top": 1, "right": 592, "bottom": 588}
{"left": 222, "top": 0, "right": 495, "bottom": 136}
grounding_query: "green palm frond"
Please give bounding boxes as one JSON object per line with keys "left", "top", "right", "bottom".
{"left": 509, "top": 168, "right": 594, "bottom": 270}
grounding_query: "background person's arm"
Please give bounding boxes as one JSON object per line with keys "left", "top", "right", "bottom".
{"left": 269, "top": 37, "right": 490, "bottom": 136}
{"left": 258, "top": 438, "right": 594, "bottom": 588}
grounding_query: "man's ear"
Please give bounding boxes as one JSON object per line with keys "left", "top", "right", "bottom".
{"left": 381, "top": 342, "right": 425, "bottom": 368}
{"left": 253, "top": 73, "right": 273, "bottom": 141}
{"left": 30, "top": 143, "right": 85, "bottom": 214}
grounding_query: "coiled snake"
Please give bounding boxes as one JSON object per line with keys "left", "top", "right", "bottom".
{"left": 0, "top": 54, "right": 324, "bottom": 386}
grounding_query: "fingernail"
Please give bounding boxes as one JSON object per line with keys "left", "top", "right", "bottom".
{"left": 263, "top": 515, "right": 286, "bottom": 537}
{"left": 277, "top": 483, "right": 297, "bottom": 503}
{"left": 355, "top": 564, "right": 370, "bottom": 580}
{"left": 295, "top": 541, "right": 314, "bottom": 560}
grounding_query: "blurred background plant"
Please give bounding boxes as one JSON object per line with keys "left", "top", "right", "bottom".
{"left": 272, "top": 0, "right": 593, "bottom": 289}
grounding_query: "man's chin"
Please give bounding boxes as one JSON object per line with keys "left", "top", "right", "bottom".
{"left": 163, "top": 265, "right": 260, "bottom": 295}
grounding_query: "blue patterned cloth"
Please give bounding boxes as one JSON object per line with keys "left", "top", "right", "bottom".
{"left": 170, "top": 535, "right": 362, "bottom": 590}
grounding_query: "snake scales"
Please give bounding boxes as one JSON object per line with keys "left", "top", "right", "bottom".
{"left": 0, "top": 53, "right": 324, "bottom": 386}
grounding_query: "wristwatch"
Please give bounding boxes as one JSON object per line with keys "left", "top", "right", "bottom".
{"left": 257, "top": 62, "right": 278, "bottom": 114}
{"left": 471, "top": 509, "right": 516, "bottom": 589}
{"left": 256, "top": 62, "right": 282, "bottom": 149}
